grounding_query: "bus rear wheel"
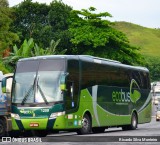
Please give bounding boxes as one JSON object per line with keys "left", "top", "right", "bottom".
{"left": 130, "top": 113, "right": 137, "bottom": 130}
{"left": 122, "top": 113, "right": 137, "bottom": 131}
{"left": 77, "top": 114, "right": 91, "bottom": 135}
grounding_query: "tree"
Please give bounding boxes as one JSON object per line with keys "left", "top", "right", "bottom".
{"left": 0, "top": 0, "right": 8, "bottom": 7}
{"left": 11, "top": 0, "right": 72, "bottom": 53}
{"left": 32, "top": 39, "right": 66, "bottom": 56}
{"left": 146, "top": 57, "right": 160, "bottom": 82}
{"left": 69, "top": 7, "right": 144, "bottom": 65}
{"left": 48, "top": 0, "right": 73, "bottom": 54}
{"left": 3, "top": 38, "right": 65, "bottom": 68}
{"left": 44, "top": 39, "right": 67, "bottom": 55}
{"left": 3, "top": 38, "right": 35, "bottom": 66}
{"left": 0, "top": 0, "right": 19, "bottom": 55}
{"left": 11, "top": 0, "right": 50, "bottom": 43}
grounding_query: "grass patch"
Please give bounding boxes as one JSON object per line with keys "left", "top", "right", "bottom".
{"left": 114, "top": 21, "right": 160, "bottom": 58}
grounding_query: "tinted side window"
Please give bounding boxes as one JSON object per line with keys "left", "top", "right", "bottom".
{"left": 140, "top": 72, "right": 150, "bottom": 89}
{"left": 127, "top": 70, "right": 150, "bottom": 89}
{"left": 81, "top": 61, "right": 95, "bottom": 89}
{"left": 118, "top": 69, "right": 130, "bottom": 87}
{"left": 81, "top": 61, "right": 130, "bottom": 88}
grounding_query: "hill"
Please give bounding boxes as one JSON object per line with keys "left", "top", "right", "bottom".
{"left": 114, "top": 21, "right": 160, "bottom": 58}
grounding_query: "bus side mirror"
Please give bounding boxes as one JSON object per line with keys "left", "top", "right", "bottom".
{"left": 60, "top": 73, "right": 68, "bottom": 91}
{"left": 2, "top": 76, "right": 13, "bottom": 93}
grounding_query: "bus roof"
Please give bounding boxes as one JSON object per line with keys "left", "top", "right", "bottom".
{"left": 18, "top": 55, "right": 149, "bottom": 72}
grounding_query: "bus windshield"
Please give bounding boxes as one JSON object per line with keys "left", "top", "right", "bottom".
{"left": 12, "top": 59, "right": 65, "bottom": 104}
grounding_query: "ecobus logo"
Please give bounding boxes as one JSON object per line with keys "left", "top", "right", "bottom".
{"left": 20, "top": 109, "right": 34, "bottom": 114}
{"left": 112, "top": 79, "right": 141, "bottom": 103}
{"left": 112, "top": 89, "right": 130, "bottom": 103}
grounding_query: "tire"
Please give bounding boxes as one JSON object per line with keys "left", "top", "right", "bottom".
{"left": 156, "top": 119, "right": 159, "bottom": 121}
{"left": 92, "top": 127, "right": 105, "bottom": 133}
{"left": 122, "top": 113, "right": 137, "bottom": 131}
{"left": 130, "top": 113, "right": 138, "bottom": 130}
{"left": 33, "top": 130, "right": 48, "bottom": 137}
{"left": 0, "top": 119, "right": 6, "bottom": 137}
{"left": 77, "top": 114, "right": 91, "bottom": 135}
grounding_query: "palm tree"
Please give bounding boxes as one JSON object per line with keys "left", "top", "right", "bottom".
{"left": 3, "top": 38, "right": 67, "bottom": 67}
{"left": 3, "top": 38, "right": 34, "bottom": 65}
{"left": 32, "top": 39, "right": 66, "bottom": 56}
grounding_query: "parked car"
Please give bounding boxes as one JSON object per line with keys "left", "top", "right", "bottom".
{"left": 156, "top": 103, "right": 160, "bottom": 110}
{"left": 152, "top": 82, "right": 160, "bottom": 105}
{"left": 156, "top": 107, "right": 160, "bottom": 121}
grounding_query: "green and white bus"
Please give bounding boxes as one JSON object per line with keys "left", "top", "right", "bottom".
{"left": 2, "top": 55, "right": 151, "bottom": 136}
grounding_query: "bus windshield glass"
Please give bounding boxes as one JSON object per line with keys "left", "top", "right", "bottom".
{"left": 12, "top": 59, "right": 65, "bottom": 104}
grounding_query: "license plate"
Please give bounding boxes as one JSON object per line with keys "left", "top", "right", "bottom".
{"left": 30, "top": 123, "right": 39, "bottom": 127}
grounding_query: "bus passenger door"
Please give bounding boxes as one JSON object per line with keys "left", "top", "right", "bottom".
{"left": 66, "top": 80, "right": 75, "bottom": 109}
{"left": 65, "top": 59, "right": 80, "bottom": 113}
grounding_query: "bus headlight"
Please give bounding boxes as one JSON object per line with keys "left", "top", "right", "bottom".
{"left": 11, "top": 113, "right": 20, "bottom": 120}
{"left": 50, "top": 111, "right": 65, "bottom": 119}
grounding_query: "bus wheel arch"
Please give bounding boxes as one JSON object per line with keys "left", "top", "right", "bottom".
{"left": 77, "top": 111, "right": 92, "bottom": 135}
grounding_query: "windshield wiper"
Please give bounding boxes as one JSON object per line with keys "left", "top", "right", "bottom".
{"left": 37, "top": 84, "right": 49, "bottom": 105}
{"left": 21, "top": 77, "right": 36, "bottom": 105}
{"left": 21, "top": 76, "right": 49, "bottom": 105}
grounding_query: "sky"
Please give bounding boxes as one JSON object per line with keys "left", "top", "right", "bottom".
{"left": 8, "top": 0, "right": 160, "bottom": 28}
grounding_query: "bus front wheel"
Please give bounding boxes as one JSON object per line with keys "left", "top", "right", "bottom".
{"left": 0, "top": 119, "right": 6, "bottom": 137}
{"left": 77, "top": 114, "right": 91, "bottom": 135}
